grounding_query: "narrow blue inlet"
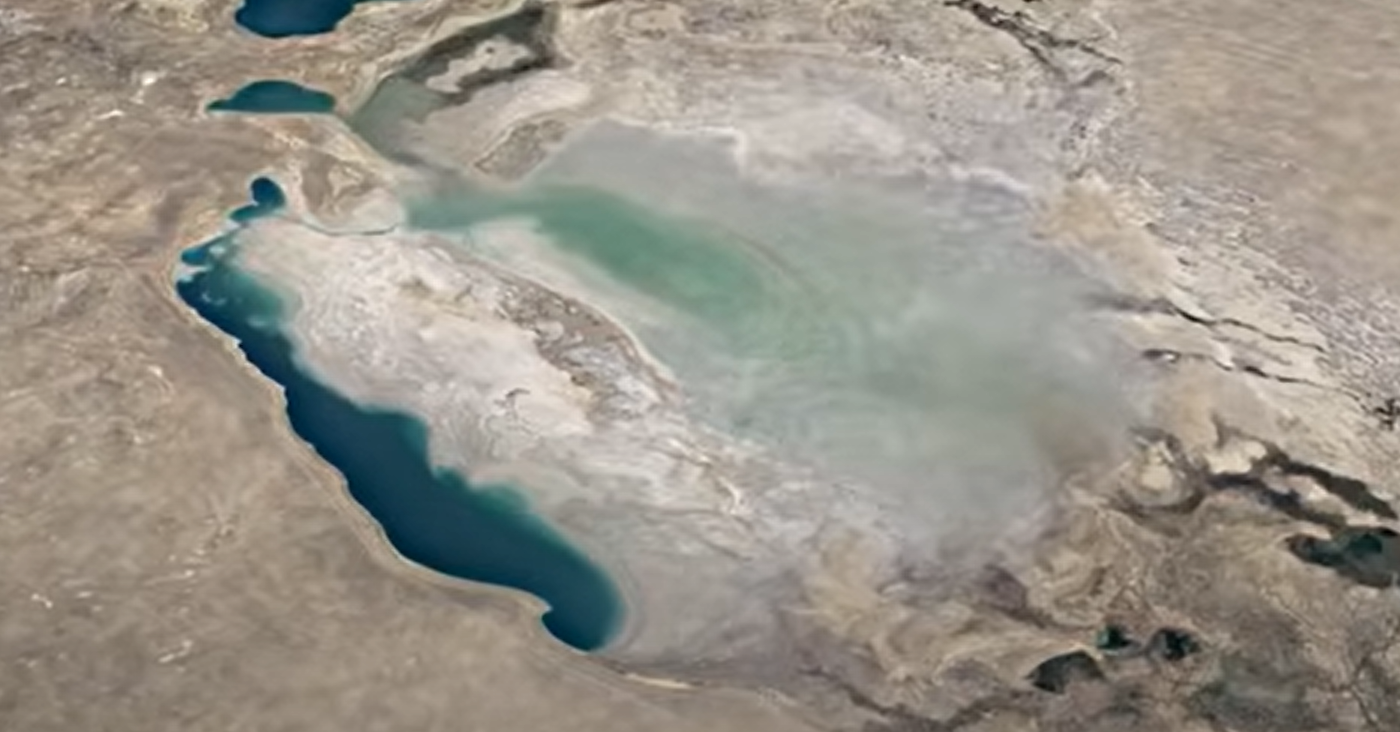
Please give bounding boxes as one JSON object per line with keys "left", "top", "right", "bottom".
{"left": 228, "top": 177, "right": 287, "bottom": 225}
{"left": 176, "top": 178, "right": 624, "bottom": 650}
{"left": 207, "top": 80, "right": 337, "bottom": 115}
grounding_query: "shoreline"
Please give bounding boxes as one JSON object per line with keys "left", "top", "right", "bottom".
{"left": 165, "top": 181, "right": 632, "bottom": 652}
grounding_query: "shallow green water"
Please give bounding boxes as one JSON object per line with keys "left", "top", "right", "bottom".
{"left": 408, "top": 182, "right": 790, "bottom": 331}
{"left": 404, "top": 157, "right": 1108, "bottom": 535}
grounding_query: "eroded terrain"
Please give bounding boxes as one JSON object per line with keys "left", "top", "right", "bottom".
{"left": 6, "top": 0, "right": 1400, "bottom": 731}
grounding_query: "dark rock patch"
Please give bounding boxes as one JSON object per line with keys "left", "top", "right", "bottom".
{"left": 1146, "top": 627, "right": 1199, "bottom": 662}
{"left": 1206, "top": 469, "right": 1347, "bottom": 529}
{"left": 1267, "top": 453, "right": 1397, "bottom": 520}
{"left": 397, "top": 2, "right": 558, "bottom": 106}
{"left": 940, "top": 0, "right": 1118, "bottom": 80}
{"left": 1117, "top": 425, "right": 1395, "bottom": 533}
{"left": 1370, "top": 396, "right": 1400, "bottom": 431}
{"left": 1204, "top": 427, "right": 1396, "bottom": 522}
{"left": 1095, "top": 624, "right": 1135, "bottom": 654}
{"left": 1027, "top": 651, "right": 1104, "bottom": 694}
{"left": 1285, "top": 526, "right": 1400, "bottom": 588}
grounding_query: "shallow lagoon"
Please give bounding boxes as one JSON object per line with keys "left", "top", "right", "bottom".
{"left": 234, "top": 0, "right": 405, "bottom": 38}
{"left": 176, "top": 118, "right": 1125, "bottom": 658}
{"left": 176, "top": 178, "right": 623, "bottom": 650}
{"left": 207, "top": 80, "right": 337, "bottom": 115}
{"left": 403, "top": 124, "right": 1123, "bottom": 546}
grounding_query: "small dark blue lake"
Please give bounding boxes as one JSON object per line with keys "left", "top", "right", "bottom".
{"left": 175, "top": 178, "right": 623, "bottom": 651}
{"left": 208, "top": 80, "right": 337, "bottom": 115}
{"left": 234, "top": 0, "right": 405, "bottom": 38}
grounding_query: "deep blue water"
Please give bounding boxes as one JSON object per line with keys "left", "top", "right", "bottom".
{"left": 175, "top": 178, "right": 623, "bottom": 651}
{"left": 230, "top": 177, "right": 288, "bottom": 224}
{"left": 234, "top": 0, "right": 403, "bottom": 38}
{"left": 207, "top": 80, "right": 337, "bottom": 115}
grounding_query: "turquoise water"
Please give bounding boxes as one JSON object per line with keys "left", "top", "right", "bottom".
{"left": 402, "top": 157, "right": 1114, "bottom": 547}
{"left": 207, "top": 80, "right": 337, "bottom": 115}
{"left": 402, "top": 177, "right": 1042, "bottom": 420}
{"left": 405, "top": 182, "right": 804, "bottom": 348}
{"left": 234, "top": 0, "right": 409, "bottom": 38}
{"left": 409, "top": 185, "right": 770, "bottom": 316}
{"left": 176, "top": 178, "right": 623, "bottom": 650}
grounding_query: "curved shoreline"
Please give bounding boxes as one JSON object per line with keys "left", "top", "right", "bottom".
{"left": 162, "top": 196, "right": 694, "bottom": 682}
{"left": 170, "top": 179, "right": 626, "bottom": 651}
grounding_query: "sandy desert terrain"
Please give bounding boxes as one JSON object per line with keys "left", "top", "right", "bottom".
{"left": 5, "top": 1, "right": 1400, "bottom": 731}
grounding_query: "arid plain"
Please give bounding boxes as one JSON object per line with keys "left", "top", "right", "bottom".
{"left": 5, "top": 0, "right": 1400, "bottom": 731}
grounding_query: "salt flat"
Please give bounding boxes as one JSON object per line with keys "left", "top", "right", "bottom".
{"left": 6, "top": 0, "right": 1400, "bottom": 730}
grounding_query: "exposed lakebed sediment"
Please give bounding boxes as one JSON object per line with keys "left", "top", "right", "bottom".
{"left": 189, "top": 122, "right": 1137, "bottom": 675}
{"left": 177, "top": 177, "right": 624, "bottom": 650}
{"left": 12, "top": 0, "right": 1391, "bottom": 727}
{"left": 177, "top": 0, "right": 1143, "bottom": 678}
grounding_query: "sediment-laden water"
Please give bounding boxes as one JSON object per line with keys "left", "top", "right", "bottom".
{"left": 402, "top": 123, "right": 1124, "bottom": 545}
